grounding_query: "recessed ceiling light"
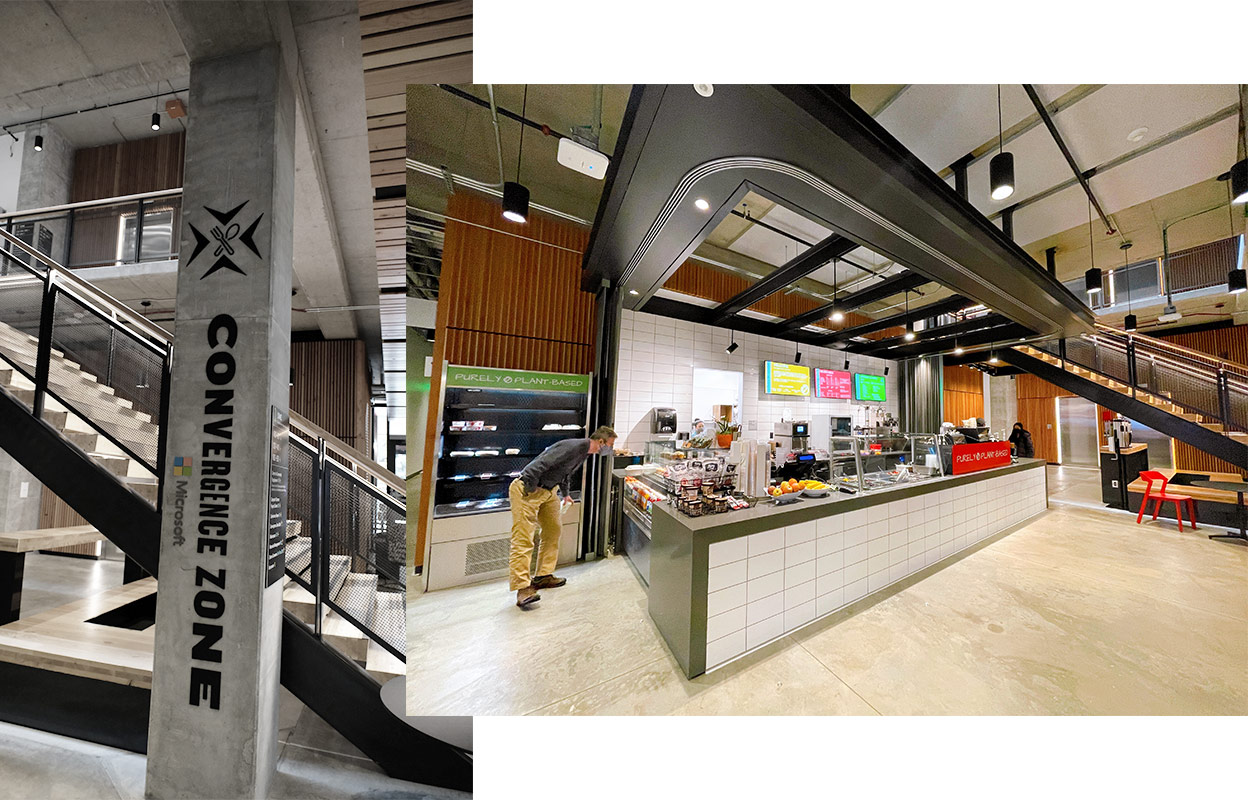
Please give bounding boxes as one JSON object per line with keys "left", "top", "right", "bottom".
{"left": 694, "top": 198, "right": 710, "bottom": 211}
{"left": 694, "top": 84, "right": 714, "bottom": 98}
{"left": 628, "top": 289, "right": 639, "bottom": 296}
{"left": 1127, "top": 127, "right": 1149, "bottom": 143}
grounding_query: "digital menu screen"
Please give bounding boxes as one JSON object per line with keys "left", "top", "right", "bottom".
{"left": 814, "top": 368, "right": 852, "bottom": 399}
{"left": 764, "top": 361, "right": 811, "bottom": 396}
{"left": 853, "top": 373, "right": 887, "bottom": 402}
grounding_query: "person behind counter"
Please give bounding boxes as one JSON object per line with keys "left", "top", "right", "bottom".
{"left": 1009, "top": 422, "right": 1035, "bottom": 458}
{"left": 509, "top": 425, "right": 617, "bottom": 608}
{"left": 690, "top": 418, "right": 709, "bottom": 439}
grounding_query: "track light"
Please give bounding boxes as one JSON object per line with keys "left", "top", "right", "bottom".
{"left": 503, "top": 181, "right": 529, "bottom": 223}
{"left": 726, "top": 330, "right": 738, "bottom": 354}
{"left": 151, "top": 112, "right": 161, "bottom": 131}
{"left": 794, "top": 347, "right": 802, "bottom": 364}
{"left": 884, "top": 366, "right": 889, "bottom": 376}
{"left": 33, "top": 134, "right": 43, "bottom": 152}
{"left": 1085, "top": 268, "right": 1102, "bottom": 295}
{"left": 843, "top": 358, "right": 850, "bottom": 370}
{"left": 1229, "top": 269, "right": 1247, "bottom": 294}
{"left": 989, "top": 85, "right": 1014, "bottom": 201}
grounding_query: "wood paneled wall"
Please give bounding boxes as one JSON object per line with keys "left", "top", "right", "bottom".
{"left": 416, "top": 191, "right": 596, "bottom": 567}
{"left": 942, "top": 364, "right": 984, "bottom": 425}
{"left": 1174, "top": 441, "right": 1247, "bottom": 478}
{"left": 662, "top": 260, "right": 903, "bottom": 338}
{"left": 38, "top": 489, "right": 100, "bottom": 557}
{"left": 291, "top": 339, "right": 372, "bottom": 456}
{"left": 1016, "top": 373, "right": 1073, "bottom": 464}
{"left": 70, "top": 131, "right": 185, "bottom": 202}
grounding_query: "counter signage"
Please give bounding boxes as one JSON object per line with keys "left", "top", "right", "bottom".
{"left": 951, "top": 441, "right": 1012, "bottom": 475}
{"left": 764, "top": 361, "right": 811, "bottom": 396}
{"left": 445, "top": 365, "right": 591, "bottom": 393}
{"left": 814, "top": 368, "right": 852, "bottom": 399}
{"left": 853, "top": 373, "right": 887, "bottom": 402}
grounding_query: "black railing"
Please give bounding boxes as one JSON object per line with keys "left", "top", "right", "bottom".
{"left": 0, "top": 190, "right": 182, "bottom": 271}
{"left": 1031, "top": 326, "right": 1248, "bottom": 434}
{"left": 0, "top": 224, "right": 405, "bottom": 665}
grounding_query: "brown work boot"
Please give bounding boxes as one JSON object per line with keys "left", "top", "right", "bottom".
{"left": 516, "top": 586, "right": 541, "bottom": 608}
{"left": 530, "top": 574, "right": 567, "bottom": 589}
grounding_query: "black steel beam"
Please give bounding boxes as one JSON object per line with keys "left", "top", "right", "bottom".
{"left": 816, "top": 295, "right": 973, "bottom": 345}
{"left": 777, "top": 270, "right": 930, "bottom": 331}
{"left": 846, "top": 313, "right": 1011, "bottom": 355}
{"left": 847, "top": 321, "right": 1030, "bottom": 359}
{"left": 1022, "top": 84, "right": 1115, "bottom": 235}
{"left": 709, "top": 234, "right": 858, "bottom": 324}
{"left": 641, "top": 297, "right": 828, "bottom": 345}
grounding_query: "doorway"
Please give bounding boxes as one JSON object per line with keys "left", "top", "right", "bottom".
{"left": 1057, "top": 396, "right": 1099, "bottom": 467}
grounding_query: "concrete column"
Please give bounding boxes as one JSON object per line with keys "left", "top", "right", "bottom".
{"left": 146, "top": 45, "right": 294, "bottom": 800}
{"left": 15, "top": 121, "right": 72, "bottom": 266}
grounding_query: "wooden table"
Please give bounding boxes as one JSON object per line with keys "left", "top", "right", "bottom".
{"left": 1191, "top": 481, "right": 1248, "bottom": 544}
{"left": 0, "top": 525, "right": 104, "bottom": 625}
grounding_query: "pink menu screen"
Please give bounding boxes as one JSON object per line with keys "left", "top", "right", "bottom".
{"left": 814, "top": 369, "right": 852, "bottom": 399}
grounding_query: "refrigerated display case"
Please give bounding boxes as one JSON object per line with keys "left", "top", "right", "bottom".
{"left": 828, "top": 433, "right": 943, "bottom": 492}
{"left": 423, "top": 365, "right": 592, "bottom": 591}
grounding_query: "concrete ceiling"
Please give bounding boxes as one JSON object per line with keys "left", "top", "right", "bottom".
{"left": 0, "top": 1, "right": 385, "bottom": 377}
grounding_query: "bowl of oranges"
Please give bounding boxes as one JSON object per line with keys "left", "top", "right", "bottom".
{"left": 767, "top": 479, "right": 830, "bottom": 499}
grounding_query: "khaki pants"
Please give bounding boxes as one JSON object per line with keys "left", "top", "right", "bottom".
{"left": 508, "top": 479, "right": 561, "bottom": 591}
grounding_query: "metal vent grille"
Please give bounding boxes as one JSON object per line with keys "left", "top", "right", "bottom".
{"left": 465, "top": 537, "right": 510, "bottom": 576}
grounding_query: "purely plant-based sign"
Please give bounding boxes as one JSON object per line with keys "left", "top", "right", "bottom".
{"left": 951, "top": 441, "right": 1012, "bottom": 474}
{"left": 445, "top": 365, "right": 591, "bottom": 393}
{"left": 764, "top": 361, "right": 811, "bottom": 396}
{"left": 814, "top": 368, "right": 852, "bottom": 399}
{"left": 853, "top": 373, "right": 887, "bottom": 402}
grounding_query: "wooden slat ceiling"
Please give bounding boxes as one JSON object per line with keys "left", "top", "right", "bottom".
{"left": 358, "top": 1, "right": 473, "bottom": 413}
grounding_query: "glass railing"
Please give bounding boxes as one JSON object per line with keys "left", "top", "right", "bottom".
{"left": 0, "top": 190, "right": 182, "bottom": 271}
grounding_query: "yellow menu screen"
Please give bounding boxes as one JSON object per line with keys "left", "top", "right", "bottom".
{"left": 764, "top": 361, "right": 811, "bottom": 396}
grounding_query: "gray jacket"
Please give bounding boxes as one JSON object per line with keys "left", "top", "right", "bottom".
{"left": 520, "top": 439, "right": 592, "bottom": 497}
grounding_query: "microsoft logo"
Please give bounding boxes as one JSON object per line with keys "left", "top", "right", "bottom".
{"left": 173, "top": 456, "right": 193, "bottom": 477}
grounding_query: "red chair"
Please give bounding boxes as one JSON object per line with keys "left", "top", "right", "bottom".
{"left": 1135, "top": 471, "right": 1199, "bottom": 532}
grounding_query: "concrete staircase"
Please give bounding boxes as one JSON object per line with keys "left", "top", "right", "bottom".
{"left": 0, "top": 318, "right": 405, "bottom": 676}
{"left": 1015, "top": 343, "right": 1248, "bottom": 452}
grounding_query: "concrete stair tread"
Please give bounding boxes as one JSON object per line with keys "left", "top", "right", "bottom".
{"left": 364, "top": 637, "right": 405, "bottom": 681}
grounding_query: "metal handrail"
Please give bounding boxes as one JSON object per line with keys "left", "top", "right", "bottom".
{"left": 0, "top": 228, "right": 171, "bottom": 350}
{"left": 1094, "top": 323, "right": 1248, "bottom": 376}
{"left": 290, "top": 409, "right": 405, "bottom": 498}
{"left": 0, "top": 188, "right": 182, "bottom": 222}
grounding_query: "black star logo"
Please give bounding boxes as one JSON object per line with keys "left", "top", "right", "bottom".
{"left": 187, "top": 201, "right": 263, "bottom": 279}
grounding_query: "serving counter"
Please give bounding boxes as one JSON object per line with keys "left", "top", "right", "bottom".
{"left": 644, "top": 458, "right": 1047, "bottom": 678}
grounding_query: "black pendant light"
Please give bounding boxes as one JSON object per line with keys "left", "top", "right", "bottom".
{"left": 33, "top": 106, "right": 43, "bottom": 152}
{"left": 989, "top": 85, "right": 1015, "bottom": 201}
{"left": 1084, "top": 200, "right": 1102, "bottom": 296}
{"left": 1120, "top": 241, "right": 1136, "bottom": 331}
{"left": 794, "top": 343, "right": 802, "bottom": 364}
{"left": 903, "top": 289, "right": 916, "bottom": 341}
{"left": 502, "top": 85, "right": 530, "bottom": 223}
{"left": 1229, "top": 268, "right": 1247, "bottom": 295}
{"left": 1230, "top": 158, "right": 1248, "bottom": 205}
{"left": 725, "top": 329, "right": 738, "bottom": 354}
{"left": 151, "top": 83, "right": 161, "bottom": 131}
{"left": 828, "top": 258, "right": 844, "bottom": 323}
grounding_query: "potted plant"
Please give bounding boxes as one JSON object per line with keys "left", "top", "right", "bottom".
{"left": 715, "top": 417, "right": 738, "bottom": 448}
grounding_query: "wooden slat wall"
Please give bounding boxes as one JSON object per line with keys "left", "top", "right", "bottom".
{"left": 416, "top": 191, "right": 596, "bottom": 567}
{"left": 942, "top": 364, "right": 984, "bottom": 424}
{"left": 38, "top": 489, "right": 100, "bottom": 557}
{"left": 70, "top": 131, "right": 185, "bottom": 202}
{"left": 291, "top": 339, "right": 372, "bottom": 456}
{"left": 662, "top": 260, "right": 901, "bottom": 338}
{"left": 1016, "top": 373, "right": 1073, "bottom": 464}
{"left": 1174, "top": 440, "right": 1247, "bottom": 478}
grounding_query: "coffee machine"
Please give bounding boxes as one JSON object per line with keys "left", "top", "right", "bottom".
{"left": 1106, "top": 417, "right": 1132, "bottom": 451}
{"left": 773, "top": 420, "right": 811, "bottom": 462}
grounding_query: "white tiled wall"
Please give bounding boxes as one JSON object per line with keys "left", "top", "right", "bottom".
{"left": 614, "top": 311, "right": 901, "bottom": 451}
{"left": 703, "top": 465, "right": 1047, "bottom": 671}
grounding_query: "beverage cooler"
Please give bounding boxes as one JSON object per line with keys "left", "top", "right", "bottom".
{"left": 422, "top": 365, "right": 592, "bottom": 591}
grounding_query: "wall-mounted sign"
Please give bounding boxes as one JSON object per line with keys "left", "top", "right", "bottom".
{"left": 814, "top": 368, "right": 852, "bottom": 399}
{"left": 853, "top": 373, "right": 887, "bottom": 402}
{"left": 445, "top": 365, "right": 591, "bottom": 393}
{"left": 951, "top": 441, "right": 1012, "bottom": 475}
{"left": 764, "top": 361, "right": 811, "bottom": 396}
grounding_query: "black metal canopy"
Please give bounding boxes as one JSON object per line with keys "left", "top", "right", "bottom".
{"left": 817, "top": 294, "right": 973, "bottom": 345}
{"left": 709, "top": 233, "right": 858, "bottom": 324}
{"left": 777, "top": 270, "right": 931, "bottom": 332}
{"left": 584, "top": 84, "right": 1095, "bottom": 354}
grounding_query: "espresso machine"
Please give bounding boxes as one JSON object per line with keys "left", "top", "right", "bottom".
{"left": 1106, "top": 417, "right": 1132, "bottom": 451}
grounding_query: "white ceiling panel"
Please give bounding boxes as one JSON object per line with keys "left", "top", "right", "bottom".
{"left": 1012, "top": 183, "right": 1090, "bottom": 246}
{"left": 1089, "top": 115, "right": 1239, "bottom": 218}
{"left": 727, "top": 204, "right": 835, "bottom": 267}
{"left": 875, "top": 84, "right": 1069, "bottom": 172}
{"left": 1054, "top": 84, "right": 1236, "bottom": 170}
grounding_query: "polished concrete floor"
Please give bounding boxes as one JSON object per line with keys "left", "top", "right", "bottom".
{"left": 407, "top": 467, "right": 1247, "bottom": 715}
{"left": 2, "top": 553, "right": 468, "bottom": 799}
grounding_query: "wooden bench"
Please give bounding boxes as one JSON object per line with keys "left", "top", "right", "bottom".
{"left": 1126, "top": 469, "right": 1247, "bottom": 531}
{"left": 0, "top": 525, "right": 105, "bottom": 625}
